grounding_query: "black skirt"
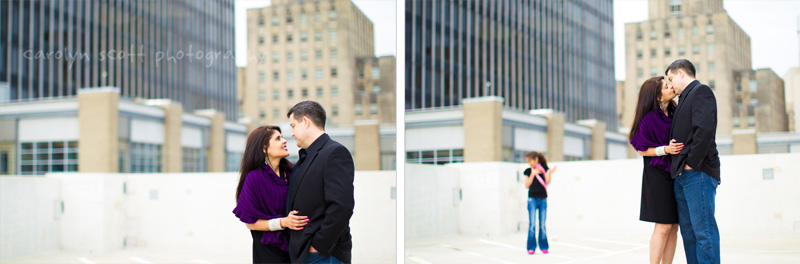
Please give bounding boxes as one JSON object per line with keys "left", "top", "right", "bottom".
{"left": 639, "top": 157, "right": 679, "bottom": 224}
{"left": 251, "top": 230, "right": 290, "bottom": 264}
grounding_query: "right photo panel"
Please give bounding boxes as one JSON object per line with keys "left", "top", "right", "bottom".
{"left": 403, "top": 0, "right": 800, "bottom": 263}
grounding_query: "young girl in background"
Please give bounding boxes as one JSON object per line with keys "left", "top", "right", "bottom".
{"left": 524, "top": 151, "right": 557, "bottom": 255}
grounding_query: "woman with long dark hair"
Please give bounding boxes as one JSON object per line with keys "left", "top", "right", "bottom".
{"left": 629, "top": 76, "right": 684, "bottom": 264}
{"left": 233, "top": 125, "right": 308, "bottom": 263}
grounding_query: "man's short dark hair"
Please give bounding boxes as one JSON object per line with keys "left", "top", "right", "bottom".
{"left": 287, "top": 100, "right": 326, "bottom": 129}
{"left": 665, "top": 59, "right": 696, "bottom": 78}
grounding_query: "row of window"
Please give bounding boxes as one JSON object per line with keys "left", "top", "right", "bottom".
{"left": 636, "top": 24, "right": 714, "bottom": 41}
{"left": 19, "top": 141, "right": 79, "bottom": 175}
{"left": 257, "top": 10, "right": 338, "bottom": 26}
{"left": 226, "top": 152, "right": 244, "bottom": 172}
{"left": 732, "top": 115, "right": 757, "bottom": 127}
{"left": 258, "top": 103, "right": 379, "bottom": 120}
{"left": 258, "top": 29, "right": 338, "bottom": 45}
{"left": 259, "top": 86, "right": 339, "bottom": 101}
{"left": 636, "top": 44, "right": 714, "bottom": 59}
{"left": 260, "top": 49, "right": 339, "bottom": 64}
{"left": 258, "top": 68, "right": 339, "bottom": 82}
{"left": 637, "top": 62, "right": 716, "bottom": 79}
{"left": 406, "top": 149, "right": 465, "bottom": 165}
{"left": 182, "top": 147, "right": 206, "bottom": 173}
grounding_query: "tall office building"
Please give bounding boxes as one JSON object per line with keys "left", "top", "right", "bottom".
{"left": 404, "top": 0, "right": 617, "bottom": 131}
{"left": 0, "top": 0, "right": 238, "bottom": 120}
{"left": 242, "top": 0, "right": 395, "bottom": 127}
{"left": 621, "top": 0, "right": 756, "bottom": 135}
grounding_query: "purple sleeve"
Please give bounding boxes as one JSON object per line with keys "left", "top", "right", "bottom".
{"left": 232, "top": 172, "right": 284, "bottom": 224}
{"left": 629, "top": 112, "right": 661, "bottom": 152}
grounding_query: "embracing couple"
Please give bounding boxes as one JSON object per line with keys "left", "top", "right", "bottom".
{"left": 629, "top": 59, "right": 722, "bottom": 264}
{"left": 233, "top": 101, "right": 355, "bottom": 264}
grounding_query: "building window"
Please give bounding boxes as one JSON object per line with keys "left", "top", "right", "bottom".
{"left": 736, "top": 80, "right": 742, "bottom": 91}
{"left": 651, "top": 67, "right": 658, "bottom": 76}
{"left": 706, "top": 24, "right": 714, "bottom": 34}
{"left": 286, "top": 34, "right": 293, "bottom": 43}
{"left": 130, "top": 142, "right": 162, "bottom": 173}
{"left": 272, "top": 16, "right": 279, "bottom": 25}
{"left": 259, "top": 36, "right": 265, "bottom": 45}
{"left": 692, "top": 26, "right": 698, "bottom": 36}
{"left": 664, "top": 48, "right": 671, "bottom": 57}
{"left": 272, "top": 34, "right": 279, "bottom": 43}
{"left": 331, "top": 86, "right": 338, "bottom": 97}
{"left": 315, "top": 68, "right": 323, "bottom": 79}
{"left": 302, "top": 88, "right": 308, "bottom": 98}
{"left": 288, "top": 89, "right": 294, "bottom": 98}
{"left": 664, "top": 28, "right": 671, "bottom": 38}
{"left": 373, "top": 85, "right": 381, "bottom": 94}
{"left": 260, "top": 109, "right": 266, "bottom": 119}
{"left": 315, "top": 30, "right": 322, "bottom": 41}
{"left": 286, "top": 15, "right": 293, "bottom": 24}
{"left": 331, "top": 67, "right": 337, "bottom": 78}
{"left": 259, "top": 91, "right": 266, "bottom": 101}
{"left": 750, "top": 98, "right": 758, "bottom": 106}
{"left": 677, "top": 28, "right": 685, "bottom": 38}
{"left": 316, "top": 87, "right": 323, "bottom": 97}
{"left": 650, "top": 49, "right": 657, "bottom": 58}
{"left": 314, "top": 12, "right": 321, "bottom": 22}
{"left": 19, "top": 141, "right": 79, "bottom": 175}
{"left": 286, "top": 70, "right": 294, "bottom": 81}
{"left": 733, "top": 116, "right": 741, "bottom": 127}
{"left": 329, "top": 29, "right": 337, "bottom": 41}
{"left": 259, "top": 72, "right": 266, "bottom": 82}
{"left": 355, "top": 104, "right": 363, "bottom": 115}
{"left": 273, "top": 108, "right": 280, "bottom": 118}
{"left": 709, "top": 80, "right": 715, "bottom": 89}
{"left": 678, "top": 46, "right": 686, "bottom": 56}
{"left": 182, "top": 147, "right": 206, "bottom": 173}
{"left": 670, "top": 0, "right": 681, "bottom": 16}
{"left": 637, "top": 68, "right": 644, "bottom": 78}
{"left": 301, "top": 50, "right": 308, "bottom": 61}
{"left": 358, "top": 85, "right": 365, "bottom": 93}
{"left": 692, "top": 44, "right": 700, "bottom": 54}
{"left": 406, "top": 149, "right": 464, "bottom": 165}
{"left": 636, "top": 50, "right": 642, "bottom": 59}
{"left": 299, "top": 14, "right": 308, "bottom": 24}
{"left": 372, "top": 67, "right": 380, "bottom": 78}
{"left": 707, "top": 44, "right": 714, "bottom": 55}
{"left": 273, "top": 71, "right": 279, "bottom": 81}
{"left": 273, "top": 90, "right": 280, "bottom": 100}
{"left": 315, "top": 50, "right": 322, "bottom": 60}
{"left": 0, "top": 151, "right": 7, "bottom": 174}
{"left": 329, "top": 10, "right": 337, "bottom": 21}
{"left": 370, "top": 103, "right": 378, "bottom": 114}
{"left": 747, "top": 116, "right": 756, "bottom": 127}
{"left": 750, "top": 80, "right": 758, "bottom": 91}
{"left": 650, "top": 30, "right": 657, "bottom": 40}
{"left": 332, "top": 105, "right": 339, "bottom": 116}
{"left": 636, "top": 31, "right": 642, "bottom": 41}
{"left": 226, "top": 152, "right": 243, "bottom": 172}
{"left": 258, "top": 16, "right": 265, "bottom": 26}
{"left": 300, "top": 32, "right": 308, "bottom": 42}
{"left": 286, "top": 52, "right": 293, "bottom": 62}
{"left": 708, "top": 62, "right": 715, "bottom": 72}
{"left": 330, "top": 48, "right": 338, "bottom": 59}
{"left": 272, "top": 52, "right": 279, "bottom": 63}
{"left": 302, "top": 69, "right": 308, "bottom": 80}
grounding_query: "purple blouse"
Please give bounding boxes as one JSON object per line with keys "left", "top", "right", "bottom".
{"left": 233, "top": 163, "right": 290, "bottom": 251}
{"left": 630, "top": 108, "right": 673, "bottom": 172}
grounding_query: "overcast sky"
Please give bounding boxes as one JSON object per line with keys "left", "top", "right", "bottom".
{"left": 614, "top": 0, "right": 800, "bottom": 81}
{"left": 234, "top": 0, "right": 397, "bottom": 67}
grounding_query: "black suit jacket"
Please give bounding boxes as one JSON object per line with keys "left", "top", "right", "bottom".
{"left": 669, "top": 80, "right": 721, "bottom": 182}
{"left": 286, "top": 133, "right": 355, "bottom": 263}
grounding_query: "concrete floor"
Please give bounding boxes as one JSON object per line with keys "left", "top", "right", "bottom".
{"left": 406, "top": 232, "right": 800, "bottom": 264}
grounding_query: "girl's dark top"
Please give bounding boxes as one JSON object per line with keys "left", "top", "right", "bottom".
{"left": 524, "top": 163, "right": 549, "bottom": 198}
{"left": 630, "top": 108, "right": 673, "bottom": 172}
{"left": 233, "top": 163, "right": 291, "bottom": 252}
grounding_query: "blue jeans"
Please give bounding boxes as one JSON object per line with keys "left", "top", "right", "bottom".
{"left": 301, "top": 252, "right": 344, "bottom": 264}
{"left": 526, "top": 197, "right": 549, "bottom": 251}
{"left": 674, "top": 169, "right": 720, "bottom": 264}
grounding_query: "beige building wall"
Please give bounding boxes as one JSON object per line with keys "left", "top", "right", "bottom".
{"left": 463, "top": 97, "right": 503, "bottom": 162}
{"left": 243, "top": 0, "right": 374, "bottom": 127}
{"left": 160, "top": 103, "right": 184, "bottom": 173}
{"left": 784, "top": 67, "right": 800, "bottom": 132}
{"left": 648, "top": 0, "right": 724, "bottom": 19}
{"left": 77, "top": 89, "right": 120, "bottom": 173}
{"left": 733, "top": 69, "right": 789, "bottom": 133}
{"left": 354, "top": 56, "right": 396, "bottom": 124}
{"left": 354, "top": 120, "right": 381, "bottom": 170}
{"left": 623, "top": 7, "right": 752, "bottom": 136}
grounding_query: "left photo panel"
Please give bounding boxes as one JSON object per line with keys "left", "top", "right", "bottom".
{"left": 0, "top": 0, "right": 397, "bottom": 263}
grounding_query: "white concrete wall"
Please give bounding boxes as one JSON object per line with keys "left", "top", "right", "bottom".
{"left": 0, "top": 177, "right": 62, "bottom": 261}
{"left": 405, "top": 153, "right": 800, "bottom": 240}
{"left": 404, "top": 164, "right": 460, "bottom": 240}
{"left": 0, "top": 172, "right": 396, "bottom": 262}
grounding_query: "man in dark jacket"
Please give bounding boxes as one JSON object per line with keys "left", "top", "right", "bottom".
{"left": 286, "top": 101, "right": 355, "bottom": 264}
{"left": 666, "top": 59, "right": 721, "bottom": 264}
